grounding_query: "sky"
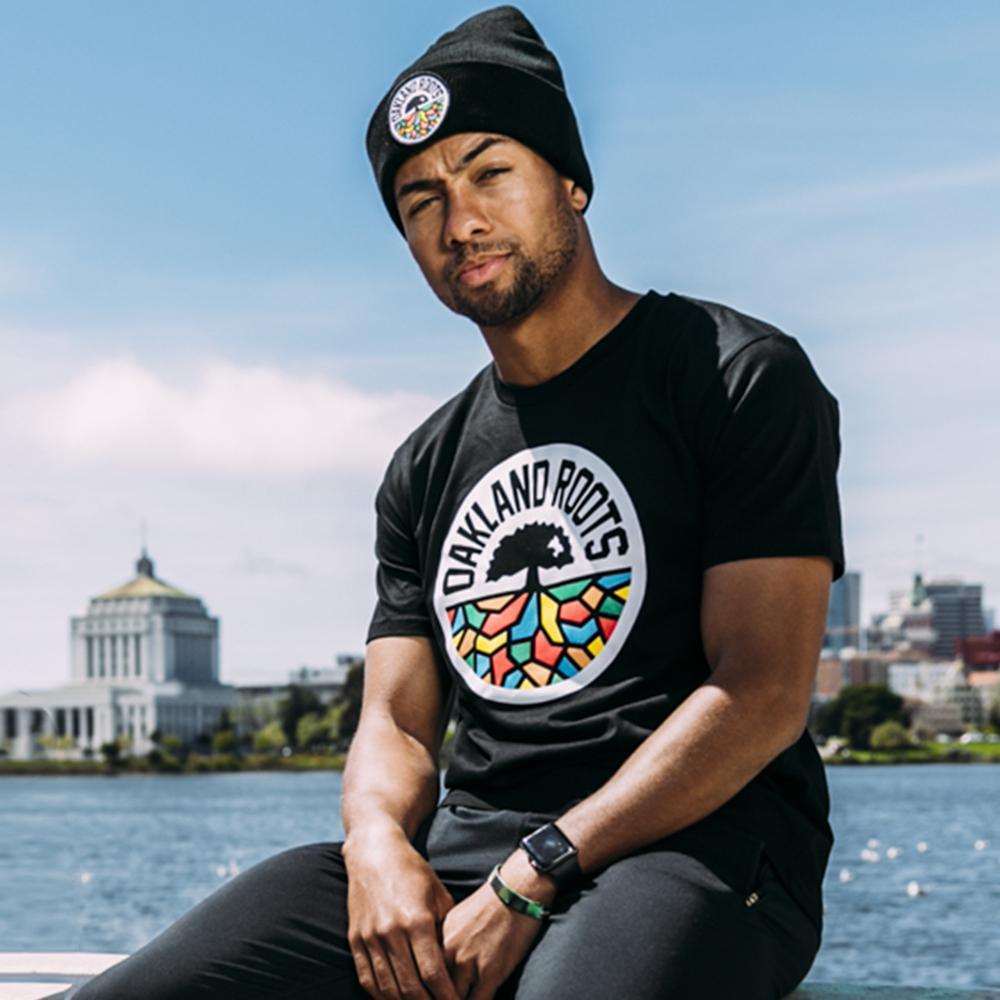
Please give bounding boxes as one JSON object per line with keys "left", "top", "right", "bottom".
{"left": 2, "top": 0, "right": 998, "bottom": 688}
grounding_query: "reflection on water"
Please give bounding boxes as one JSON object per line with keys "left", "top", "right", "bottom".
{"left": 1, "top": 765, "right": 998, "bottom": 988}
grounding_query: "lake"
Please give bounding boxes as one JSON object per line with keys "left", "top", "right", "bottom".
{"left": 1, "top": 765, "right": 998, "bottom": 989}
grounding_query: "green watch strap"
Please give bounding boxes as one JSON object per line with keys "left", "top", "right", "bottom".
{"left": 488, "top": 864, "right": 551, "bottom": 921}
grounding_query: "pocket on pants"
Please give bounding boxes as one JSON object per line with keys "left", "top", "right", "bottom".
{"left": 641, "top": 821, "right": 767, "bottom": 901}
{"left": 424, "top": 804, "right": 523, "bottom": 891}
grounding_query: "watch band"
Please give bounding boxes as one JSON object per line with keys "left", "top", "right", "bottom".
{"left": 488, "top": 864, "right": 551, "bottom": 921}
{"left": 519, "top": 822, "right": 582, "bottom": 889}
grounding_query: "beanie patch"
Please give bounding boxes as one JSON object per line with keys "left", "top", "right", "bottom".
{"left": 388, "top": 73, "right": 451, "bottom": 146}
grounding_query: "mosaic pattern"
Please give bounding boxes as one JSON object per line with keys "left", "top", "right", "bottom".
{"left": 446, "top": 570, "right": 631, "bottom": 690}
{"left": 394, "top": 99, "right": 445, "bottom": 142}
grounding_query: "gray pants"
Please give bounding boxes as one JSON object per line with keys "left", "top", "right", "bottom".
{"left": 70, "top": 803, "right": 819, "bottom": 999}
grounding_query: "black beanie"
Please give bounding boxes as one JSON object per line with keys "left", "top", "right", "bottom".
{"left": 366, "top": 5, "right": 593, "bottom": 234}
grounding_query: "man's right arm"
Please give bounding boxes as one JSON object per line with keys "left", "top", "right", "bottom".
{"left": 341, "top": 634, "right": 461, "bottom": 1000}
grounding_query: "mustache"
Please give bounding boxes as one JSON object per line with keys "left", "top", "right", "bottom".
{"left": 444, "top": 240, "right": 521, "bottom": 283}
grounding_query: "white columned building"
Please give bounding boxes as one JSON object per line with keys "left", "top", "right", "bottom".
{"left": 0, "top": 550, "right": 237, "bottom": 760}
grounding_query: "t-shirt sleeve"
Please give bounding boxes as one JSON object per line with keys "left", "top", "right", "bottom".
{"left": 700, "top": 334, "right": 845, "bottom": 580}
{"left": 366, "top": 450, "right": 435, "bottom": 642}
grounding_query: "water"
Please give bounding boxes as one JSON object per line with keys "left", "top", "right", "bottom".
{"left": 1, "top": 766, "right": 998, "bottom": 988}
{"left": 0, "top": 771, "right": 346, "bottom": 955}
{"left": 812, "top": 765, "right": 1000, "bottom": 989}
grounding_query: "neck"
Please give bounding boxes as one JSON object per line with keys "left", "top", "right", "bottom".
{"left": 479, "top": 235, "right": 640, "bottom": 387}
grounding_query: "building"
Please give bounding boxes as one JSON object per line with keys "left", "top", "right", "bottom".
{"left": 0, "top": 550, "right": 237, "bottom": 759}
{"left": 868, "top": 573, "right": 936, "bottom": 655}
{"left": 232, "top": 655, "right": 361, "bottom": 734}
{"left": 911, "top": 701, "right": 965, "bottom": 740}
{"left": 887, "top": 661, "right": 959, "bottom": 702}
{"left": 968, "top": 670, "right": 1000, "bottom": 718}
{"left": 924, "top": 579, "right": 985, "bottom": 659}
{"left": 957, "top": 631, "right": 1000, "bottom": 671}
{"left": 824, "top": 570, "right": 861, "bottom": 654}
{"left": 813, "top": 649, "right": 891, "bottom": 701}
{"left": 287, "top": 654, "right": 359, "bottom": 695}
{"left": 896, "top": 660, "right": 995, "bottom": 737}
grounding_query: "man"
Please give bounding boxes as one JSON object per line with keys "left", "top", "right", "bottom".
{"left": 74, "top": 7, "right": 843, "bottom": 1000}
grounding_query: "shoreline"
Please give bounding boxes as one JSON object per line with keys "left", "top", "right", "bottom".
{"left": 0, "top": 752, "right": 347, "bottom": 776}
{"left": 3, "top": 744, "right": 1000, "bottom": 775}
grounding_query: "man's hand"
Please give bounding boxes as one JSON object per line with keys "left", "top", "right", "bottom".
{"left": 345, "top": 828, "right": 461, "bottom": 1000}
{"left": 441, "top": 851, "right": 554, "bottom": 1000}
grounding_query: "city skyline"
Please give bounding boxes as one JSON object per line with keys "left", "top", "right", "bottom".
{"left": 2, "top": 1, "right": 999, "bottom": 686}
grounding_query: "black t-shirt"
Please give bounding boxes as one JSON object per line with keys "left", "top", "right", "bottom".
{"left": 367, "top": 290, "right": 845, "bottom": 930}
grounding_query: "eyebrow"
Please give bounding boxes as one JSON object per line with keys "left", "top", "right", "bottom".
{"left": 396, "top": 136, "right": 510, "bottom": 201}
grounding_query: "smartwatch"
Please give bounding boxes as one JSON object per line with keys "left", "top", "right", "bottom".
{"left": 519, "top": 822, "right": 581, "bottom": 889}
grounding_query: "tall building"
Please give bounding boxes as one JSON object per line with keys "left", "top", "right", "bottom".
{"left": 925, "top": 579, "right": 985, "bottom": 659}
{"left": 824, "top": 570, "right": 861, "bottom": 653}
{"left": 70, "top": 549, "right": 219, "bottom": 686}
{"left": 0, "top": 550, "right": 237, "bottom": 759}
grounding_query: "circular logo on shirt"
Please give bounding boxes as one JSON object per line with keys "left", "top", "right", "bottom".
{"left": 433, "top": 445, "right": 646, "bottom": 704}
{"left": 388, "top": 74, "right": 450, "bottom": 146}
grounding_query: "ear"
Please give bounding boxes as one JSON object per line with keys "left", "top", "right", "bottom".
{"left": 561, "top": 177, "right": 589, "bottom": 212}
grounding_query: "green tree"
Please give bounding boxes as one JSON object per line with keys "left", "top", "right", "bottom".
{"left": 334, "top": 660, "right": 365, "bottom": 746}
{"left": 253, "top": 720, "right": 288, "bottom": 754}
{"left": 99, "top": 741, "right": 121, "bottom": 768}
{"left": 815, "top": 684, "right": 907, "bottom": 750}
{"left": 295, "top": 711, "right": 334, "bottom": 750}
{"left": 212, "top": 729, "right": 238, "bottom": 755}
{"left": 147, "top": 731, "right": 184, "bottom": 770}
{"left": 278, "top": 685, "right": 322, "bottom": 745}
{"left": 988, "top": 695, "right": 1000, "bottom": 734}
{"left": 870, "top": 720, "right": 913, "bottom": 751}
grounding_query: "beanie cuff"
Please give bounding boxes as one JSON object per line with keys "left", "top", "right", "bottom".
{"left": 370, "top": 61, "right": 593, "bottom": 233}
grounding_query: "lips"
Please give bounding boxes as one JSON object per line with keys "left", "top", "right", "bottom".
{"left": 456, "top": 253, "right": 510, "bottom": 287}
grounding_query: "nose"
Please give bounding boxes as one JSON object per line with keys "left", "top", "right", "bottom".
{"left": 443, "top": 184, "right": 491, "bottom": 248}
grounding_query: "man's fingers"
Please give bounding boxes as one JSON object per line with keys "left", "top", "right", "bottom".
{"left": 449, "top": 956, "right": 477, "bottom": 1000}
{"left": 467, "top": 978, "right": 495, "bottom": 1000}
{"left": 367, "top": 938, "right": 404, "bottom": 999}
{"left": 410, "top": 927, "right": 461, "bottom": 1000}
{"left": 382, "top": 927, "right": 434, "bottom": 1000}
{"left": 350, "top": 940, "right": 381, "bottom": 999}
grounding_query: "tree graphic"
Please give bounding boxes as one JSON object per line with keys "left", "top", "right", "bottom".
{"left": 486, "top": 522, "right": 573, "bottom": 591}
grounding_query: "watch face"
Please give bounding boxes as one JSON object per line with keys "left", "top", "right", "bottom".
{"left": 523, "top": 824, "right": 574, "bottom": 868}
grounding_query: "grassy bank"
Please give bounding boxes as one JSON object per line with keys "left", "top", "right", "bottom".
{"left": 0, "top": 752, "right": 347, "bottom": 776}
{"left": 825, "top": 741, "right": 1000, "bottom": 765}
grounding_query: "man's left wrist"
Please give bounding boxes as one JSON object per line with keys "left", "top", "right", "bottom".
{"left": 498, "top": 849, "right": 559, "bottom": 905}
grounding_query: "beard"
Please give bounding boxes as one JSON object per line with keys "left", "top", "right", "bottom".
{"left": 440, "top": 188, "right": 580, "bottom": 327}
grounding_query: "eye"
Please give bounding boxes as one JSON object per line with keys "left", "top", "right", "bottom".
{"left": 408, "top": 194, "right": 439, "bottom": 218}
{"left": 477, "top": 167, "right": 510, "bottom": 183}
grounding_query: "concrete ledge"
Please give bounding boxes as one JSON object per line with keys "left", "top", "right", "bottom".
{"left": 0, "top": 987, "right": 75, "bottom": 1000}
{"left": 3, "top": 957, "right": 999, "bottom": 1000}
{"left": 790, "top": 986, "right": 1000, "bottom": 999}
{"left": 0, "top": 954, "right": 127, "bottom": 999}
{"left": 0, "top": 955, "right": 127, "bottom": 978}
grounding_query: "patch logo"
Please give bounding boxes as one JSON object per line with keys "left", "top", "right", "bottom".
{"left": 433, "top": 445, "right": 646, "bottom": 704}
{"left": 388, "top": 73, "right": 450, "bottom": 146}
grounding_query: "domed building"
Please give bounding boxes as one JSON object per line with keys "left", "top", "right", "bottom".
{"left": 0, "top": 550, "right": 237, "bottom": 759}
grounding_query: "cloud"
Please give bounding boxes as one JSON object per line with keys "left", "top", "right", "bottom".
{"left": 2, "top": 356, "right": 441, "bottom": 477}
{"left": 740, "top": 156, "right": 1000, "bottom": 217}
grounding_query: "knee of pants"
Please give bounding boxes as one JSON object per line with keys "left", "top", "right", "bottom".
{"left": 501, "top": 850, "right": 814, "bottom": 1000}
{"left": 71, "top": 840, "right": 355, "bottom": 1000}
